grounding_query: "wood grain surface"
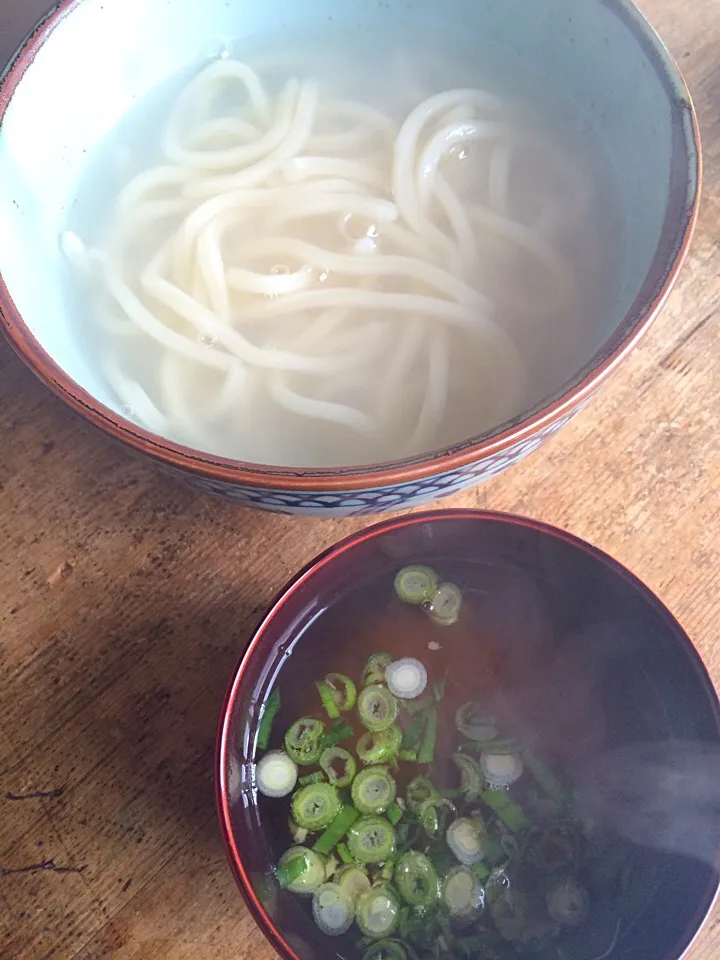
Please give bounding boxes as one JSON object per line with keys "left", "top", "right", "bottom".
{"left": 0, "top": 0, "right": 718, "bottom": 957}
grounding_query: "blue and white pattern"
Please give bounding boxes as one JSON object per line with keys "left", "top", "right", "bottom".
{"left": 158, "top": 407, "right": 585, "bottom": 516}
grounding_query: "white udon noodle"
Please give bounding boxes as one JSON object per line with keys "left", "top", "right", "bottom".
{"left": 62, "top": 57, "right": 584, "bottom": 466}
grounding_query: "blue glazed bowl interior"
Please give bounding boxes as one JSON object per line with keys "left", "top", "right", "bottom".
{"left": 219, "top": 513, "right": 719, "bottom": 960}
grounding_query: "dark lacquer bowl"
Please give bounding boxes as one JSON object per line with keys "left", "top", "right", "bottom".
{"left": 216, "top": 511, "right": 720, "bottom": 960}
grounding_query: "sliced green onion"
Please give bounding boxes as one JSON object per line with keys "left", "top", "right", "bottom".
{"left": 356, "top": 885, "right": 401, "bottom": 937}
{"left": 337, "top": 842, "right": 353, "bottom": 865}
{"left": 399, "top": 749, "right": 417, "bottom": 763}
{"left": 480, "top": 788, "right": 529, "bottom": 833}
{"left": 320, "top": 746, "right": 357, "bottom": 788}
{"left": 525, "top": 820, "right": 580, "bottom": 872}
{"left": 401, "top": 714, "right": 427, "bottom": 750}
{"left": 299, "top": 771, "right": 325, "bottom": 786}
{"left": 431, "top": 677, "right": 446, "bottom": 701}
{"left": 472, "top": 861, "right": 490, "bottom": 882}
{"left": 452, "top": 753, "right": 483, "bottom": 802}
{"left": 325, "top": 673, "right": 358, "bottom": 711}
{"left": 257, "top": 688, "right": 281, "bottom": 751}
{"left": 347, "top": 815, "right": 396, "bottom": 864}
{"left": 417, "top": 706, "right": 437, "bottom": 763}
{"left": 546, "top": 878, "right": 589, "bottom": 926}
{"left": 358, "top": 725, "right": 402, "bottom": 765}
{"left": 276, "top": 846, "right": 326, "bottom": 894}
{"left": 426, "top": 582, "right": 462, "bottom": 626}
{"left": 387, "top": 803, "right": 403, "bottom": 826}
{"left": 292, "top": 782, "right": 341, "bottom": 831}
{"left": 359, "top": 685, "right": 399, "bottom": 732}
{"left": 276, "top": 851, "right": 309, "bottom": 888}
{"left": 312, "top": 882, "right": 354, "bottom": 935}
{"left": 363, "top": 940, "right": 407, "bottom": 960}
{"left": 288, "top": 818, "right": 309, "bottom": 844}
{"left": 405, "top": 776, "right": 439, "bottom": 814}
{"left": 352, "top": 766, "right": 397, "bottom": 814}
{"left": 316, "top": 680, "right": 341, "bottom": 719}
{"left": 447, "top": 817, "right": 487, "bottom": 866}
{"left": 379, "top": 858, "right": 395, "bottom": 883}
{"left": 394, "top": 852, "right": 439, "bottom": 907}
{"left": 313, "top": 804, "right": 361, "bottom": 856}
{"left": 363, "top": 652, "right": 393, "bottom": 686}
{"left": 285, "top": 717, "right": 325, "bottom": 766}
{"left": 442, "top": 866, "right": 484, "bottom": 918}
{"left": 336, "top": 864, "right": 372, "bottom": 903}
{"left": 480, "top": 752, "right": 524, "bottom": 789}
{"left": 321, "top": 717, "right": 354, "bottom": 749}
{"left": 256, "top": 750, "right": 298, "bottom": 798}
{"left": 455, "top": 702, "right": 497, "bottom": 742}
{"left": 523, "top": 752, "right": 568, "bottom": 807}
{"left": 394, "top": 565, "right": 438, "bottom": 604}
{"left": 419, "top": 798, "right": 456, "bottom": 840}
{"left": 401, "top": 695, "right": 434, "bottom": 716}
{"left": 489, "top": 888, "right": 528, "bottom": 942}
{"left": 385, "top": 659, "right": 428, "bottom": 700}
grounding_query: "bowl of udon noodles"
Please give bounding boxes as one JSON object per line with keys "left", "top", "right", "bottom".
{"left": 0, "top": 0, "right": 700, "bottom": 516}
{"left": 217, "top": 510, "right": 720, "bottom": 960}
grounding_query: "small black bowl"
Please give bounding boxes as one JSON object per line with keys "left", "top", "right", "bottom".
{"left": 217, "top": 510, "right": 720, "bottom": 960}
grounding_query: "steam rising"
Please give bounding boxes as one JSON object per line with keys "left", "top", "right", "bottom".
{"left": 574, "top": 740, "right": 720, "bottom": 867}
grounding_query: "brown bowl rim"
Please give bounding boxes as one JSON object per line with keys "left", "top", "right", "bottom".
{"left": 215, "top": 508, "right": 720, "bottom": 960}
{"left": 0, "top": 0, "right": 702, "bottom": 492}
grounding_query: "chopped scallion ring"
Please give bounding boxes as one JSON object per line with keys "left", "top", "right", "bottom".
{"left": 352, "top": 766, "right": 397, "bottom": 814}
{"left": 256, "top": 750, "right": 298, "bottom": 798}
{"left": 355, "top": 884, "right": 401, "bottom": 937}
{"left": 452, "top": 753, "right": 483, "bottom": 801}
{"left": 325, "top": 673, "right": 357, "bottom": 711}
{"left": 426, "top": 582, "right": 462, "bottom": 626}
{"left": 480, "top": 752, "right": 524, "bottom": 789}
{"left": 546, "top": 878, "right": 589, "bottom": 926}
{"left": 347, "top": 815, "right": 396, "bottom": 864}
{"left": 276, "top": 846, "right": 326, "bottom": 894}
{"left": 447, "top": 817, "right": 487, "bottom": 866}
{"left": 393, "top": 851, "right": 439, "bottom": 907}
{"left": 385, "top": 658, "right": 428, "bottom": 700}
{"left": 405, "top": 775, "right": 439, "bottom": 815}
{"left": 358, "top": 685, "right": 399, "bottom": 732}
{"left": 362, "top": 652, "right": 393, "bottom": 687}
{"left": 292, "top": 782, "right": 341, "bottom": 831}
{"left": 320, "top": 746, "right": 357, "bottom": 788}
{"left": 336, "top": 864, "right": 371, "bottom": 904}
{"left": 312, "top": 882, "right": 354, "bottom": 936}
{"left": 285, "top": 718, "right": 325, "bottom": 766}
{"left": 357, "top": 725, "right": 402, "bottom": 765}
{"left": 455, "top": 701, "right": 497, "bottom": 742}
{"left": 442, "top": 865, "right": 484, "bottom": 918}
{"left": 362, "top": 940, "right": 407, "bottom": 960}
{"left": 394, "top": 565, "right": 439, "bottom": 605}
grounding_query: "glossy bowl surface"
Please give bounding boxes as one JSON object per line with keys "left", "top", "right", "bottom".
{"left": 0, "top": 0, "right": 701, "bottom": 515}
{"left": 217, "top": 510, "right": 720, "bottom": 960}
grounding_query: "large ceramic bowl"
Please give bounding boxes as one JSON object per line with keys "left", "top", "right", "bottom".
{"left": 217, "top": 510, "right": 720, "bottom": 960}
{"left": 0, "top": 0, "right": 700, "bottom": 517}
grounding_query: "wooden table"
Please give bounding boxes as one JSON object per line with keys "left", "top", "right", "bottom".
{"left": 0, "top": 0, "right": 718, "bottom": 957}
